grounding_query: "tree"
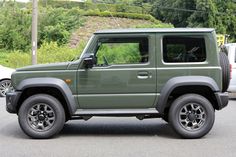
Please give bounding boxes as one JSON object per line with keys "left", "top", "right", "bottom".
{"left": 187, "top": 0, "right": 225, "bottom": 33}
{"left": 151, "top": 0, "right": 228, "bottom": 35}
{"left": 151, "top": 0, "right": 196, "bottom": 27}
{"left": 0, "top": 3, "right": 31, "bottom": 51}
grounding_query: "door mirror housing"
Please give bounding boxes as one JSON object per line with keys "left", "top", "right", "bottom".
{"left": 83, "top": 57, "right": 94, "bottom": 69}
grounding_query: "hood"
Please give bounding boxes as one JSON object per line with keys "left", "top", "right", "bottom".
{"left": 16, "top": 62, "right": 70, "bottom": 71}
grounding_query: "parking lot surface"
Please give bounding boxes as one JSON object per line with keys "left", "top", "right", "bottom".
{"left": 0, "top": 98, "right": 236, "bottom": 157}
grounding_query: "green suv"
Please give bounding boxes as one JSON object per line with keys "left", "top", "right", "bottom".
{"left": 6, "top": 28, "right": 230, "bottom": 139}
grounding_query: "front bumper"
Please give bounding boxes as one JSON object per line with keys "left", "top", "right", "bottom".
{"left": 215, "top": 92, "right": 228, "bottom": 110}
{"left": 6, "top": 91, "right": 21, "bottom": 114}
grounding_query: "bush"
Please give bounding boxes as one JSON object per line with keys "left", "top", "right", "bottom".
{"left": 136, "top": 23, "right": 173, "bottom": 28}
{"left": 46, "top": 1, "right": 150, "bottom": 14}
{"left": 0, "top": 4, "right": 84, "bottom": 52}
{"left": 83, "top": 10, "right": 162, "bottom": 24}
{"left": 1, "top": 42, "right": 86, "bottom": 68}
{"left": 97, "top": 43, "right": 141, "bottom": 64}
{"left": 6, "top": 51, "right": 31, "bottom": 68}
{"left": 0, "top": 49, "right": 11, "bottom": 66}
{"left": 37, "top": 41, "right": 85, "bottom": 64}
{"left": 0, "top": 6, "right": 31, "bottom": 51}
{"left": 39, "top": 7, "right": 84, "bottom": 46}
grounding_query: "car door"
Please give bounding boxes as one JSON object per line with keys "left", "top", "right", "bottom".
{"left": 76, "top": 33, "right": 157, "bottom": 109}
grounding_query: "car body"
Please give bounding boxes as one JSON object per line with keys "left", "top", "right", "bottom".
{"left": 224, "top": 43, "right": 236, "bottom": 92}
{"left": 6, "top": 28, "right": 229, "bottom": 139}
{"left": 0, "top": 65, "right": 15, "bottom": 97}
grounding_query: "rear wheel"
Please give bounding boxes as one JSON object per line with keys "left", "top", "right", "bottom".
{"left": 168, "top": 94, "right": 215, "bottom": 139}
{"left": 18, "top": 94, "right": 65, "bottom": 139}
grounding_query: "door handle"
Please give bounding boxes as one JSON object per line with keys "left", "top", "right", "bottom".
{"left": 137, "top": 71, "right": 149, "bottom": 79}
{"left": 137, "top": 75, "right": 149, "bottom": 79}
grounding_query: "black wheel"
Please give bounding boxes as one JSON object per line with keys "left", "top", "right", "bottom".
{"left": 168, "top": 94, "right": 215, "bottom": 139}
{"left": 18, "top": 94, "right": 65, "bottom": 139}
{"left": 0, "top": 80, "right": 12, "bottom": 97}
{"left": 219, "top": 52, "right": 230, "bottom": 92}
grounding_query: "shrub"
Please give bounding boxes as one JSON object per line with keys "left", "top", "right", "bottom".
{"left": 37, "top": 41, "right": 85, "bottom": 64}
{"left": 0, "top": 4, "right": 84, "bottom": 52}
{"left": 39, "top": 7, "right": 84, "bottom": 46}
{"left": 6, "top": 51, "right": 31, "bottom": 68}
{"left": 46, "top": 1, "right": 149, "bottom": 14}
{"left": 0, "top": 6, "right": 31, "bottom": 51}
{"left": 1, "top": 41, "right": 86, "bottom": 68}
{"left": 136, "top": 23, "right": 174, "bottom": 28}
{"left": 83, "top": 10, "right": 163, "bottom": 24}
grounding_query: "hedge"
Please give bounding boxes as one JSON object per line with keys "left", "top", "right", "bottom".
{"left": 46, "top": 1, "right": 151, "bottom": 14}
{"left": 82, "top": 10, "right": 162, "bottom": 24}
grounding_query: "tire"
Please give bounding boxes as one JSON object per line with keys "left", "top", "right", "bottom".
{"left": 18, "top": 94, "right": 65, "bottom": 139}
{"left": 219, "top": 52, "right": 230, "bottom": 92}
{"left": 0, "top": 80, "right": 12, "bottom": 97}
{"left": 168, "top": 94, "right": 215, "bottom": 139}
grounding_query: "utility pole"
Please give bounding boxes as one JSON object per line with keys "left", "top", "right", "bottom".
{"left": 32, "top": 0, "right": 38, "bottom": 65}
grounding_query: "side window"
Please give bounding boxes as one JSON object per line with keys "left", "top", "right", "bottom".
{"left": 163, "top": 36, "right": 206, "bottom": 63}
{"left": 95, "top": 37, "right": 148, "bottom": 65}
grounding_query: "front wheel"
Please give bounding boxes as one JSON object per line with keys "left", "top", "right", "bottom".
{"left": 168, "top": 94, "right": 215, "bottom": 139}
{"left": 18, "top": 94, "right": 65, "bottom": 139}
{"left": 0, "top": 80, "right": 12, "bottom": 97}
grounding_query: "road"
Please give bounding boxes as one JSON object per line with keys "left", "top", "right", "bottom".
{"left": 0, "top": 98, "right": 236, "bottom": 157}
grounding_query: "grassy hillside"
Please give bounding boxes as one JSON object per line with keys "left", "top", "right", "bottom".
{"left": 0, "top": 2, "right": 173, "bottom": 68}
{"left": 69, "top": 16, "right": 157, "bottom": 48}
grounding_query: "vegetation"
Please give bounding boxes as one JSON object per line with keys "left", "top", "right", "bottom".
{"left": 0, "top": 1, "right": 171, "bottom": 68}
{"left": 82, "top": 10, "right": 162, "bottom": 24}
{"left": 97, "top": 43, "right": 141, "bottom": 64}
{"left": 0, "top": 4, "right": 31, "bottom": 51}
{"left": 150, "top": 0, "right": 236, "bottom": 41}
{"left": 0, "top": 3, "right": 84, "bottom": 51}
{"left": 46, "top": 0, "right": 151, "bottom": 14}
{"left": 39, "top": 7, "right": 83, "bottom": 46}
{"left": 1, "top": 0, "right": 236, "bottom": 68}
{"left": 2, "top": 42, "right": 86, "bottom": 68}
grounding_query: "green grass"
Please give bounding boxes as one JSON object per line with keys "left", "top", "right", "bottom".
{"left": 0, "top": 42, "right": 86, "bottom": 68}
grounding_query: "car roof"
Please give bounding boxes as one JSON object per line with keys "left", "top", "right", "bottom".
{"left": 94, "top": 28, "right": 215, "bottom": 34}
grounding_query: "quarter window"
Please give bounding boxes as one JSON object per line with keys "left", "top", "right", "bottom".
{"left": 163, "top": 36, "right": 206, "bottom": 62}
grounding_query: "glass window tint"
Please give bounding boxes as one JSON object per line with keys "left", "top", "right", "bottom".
{"left": 163, "top": 36, "right": 206, "bottom": 63}
{"left": 95, "top": 37, "right": 148, "bottom": 65}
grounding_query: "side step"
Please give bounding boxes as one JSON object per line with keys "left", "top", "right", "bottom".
{"left": 71, "top": 108, "right": 161, "bottom": 120}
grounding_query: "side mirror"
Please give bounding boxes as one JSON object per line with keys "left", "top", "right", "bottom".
{"left": 83, "top": 57, "right": 94, "bottom": 69}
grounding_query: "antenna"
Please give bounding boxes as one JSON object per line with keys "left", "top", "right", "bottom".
{"left": 102, "top": 1, "right": 120, "bottom": 27}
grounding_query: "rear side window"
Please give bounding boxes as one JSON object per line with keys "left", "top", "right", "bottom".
{"left": 163, "top": 36, "right": 206, "bottom": 63}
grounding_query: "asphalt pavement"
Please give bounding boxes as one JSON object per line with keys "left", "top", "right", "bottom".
{"left": 0, "top": 97, "right": 236, "bottom": 157}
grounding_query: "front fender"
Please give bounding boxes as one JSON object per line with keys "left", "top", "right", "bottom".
{"left": 156, "top": 76, "right": 220, "bottom": 113}
{"left": 16, "top": 77, "right": 77, "bottom": 115}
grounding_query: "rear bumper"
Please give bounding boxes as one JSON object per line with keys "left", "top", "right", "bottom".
{"left": 215, "top": 92, "right": 228, "bottom": 110}
{"left": 6, "top": 91, "right": 21, "bottom": 114}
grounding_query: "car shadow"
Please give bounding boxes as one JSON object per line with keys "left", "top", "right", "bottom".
{"left": 60, "top": 118, "right": 179, "bottom": 139}
{"left": 1, "top": 118, "right": 179, "bottom": 139}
